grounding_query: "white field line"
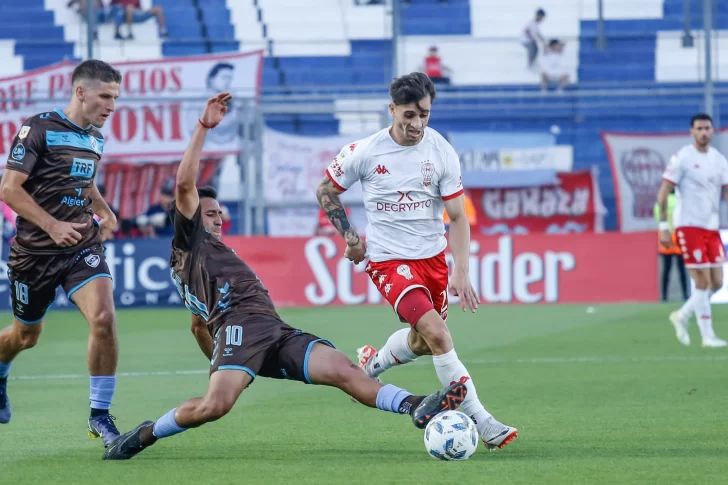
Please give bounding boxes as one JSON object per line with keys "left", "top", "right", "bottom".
{"left": 8, "top": 355, "right": 727, "bottom": 381}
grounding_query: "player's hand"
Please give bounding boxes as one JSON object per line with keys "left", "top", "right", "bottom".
{"left": 47, "top": 220, "right": 89, "bottom": 248}
{"left": 659, "top": 229, "right": 673, "bottom": 248}
{"left": 450, "top": 267, "right": 479, "bottom": 313}
{"left": 344, "top": 238, "right": 367, "bottom": 265}
{"left": 98, "top": 215, "right": 117, "bottom": 243}
{"left": 200, "top": 92, "right": 233, "bottom": 129}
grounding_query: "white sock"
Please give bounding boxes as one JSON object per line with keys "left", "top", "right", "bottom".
{"left": 432, "top": 349, "right": 493, "bottom": 434}
{"left": 678, "top": 291, "right": 698, "bottom": 322}
{"left": 694, "top": 289, "right": 716, "bottom": 340}
{"left": 368, "top": 328, "right": 418, "bottom": 378}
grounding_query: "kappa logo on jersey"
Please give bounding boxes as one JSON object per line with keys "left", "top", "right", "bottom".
{"left": 397, "top": 191, "right": 413, "bottom": 202}
{"left": 384, "top": 283, "right": 393, "bottom": 296}
{"left": 421, "top": 160, "right": 435, "bottom": 186}
{"left": 374, "top": 165, "right": 390, "bottom": 175}
{"left": 378, "top": 274, "right": 387, "bottom": 287}
{"left": 85, "top": 254, "right": 101, "bottom": 268}
{"left": 397, "top": 264, "right": 414, "bottom": 281}
{"left": 349, "top": 143, "right": 357, "bottom": 152}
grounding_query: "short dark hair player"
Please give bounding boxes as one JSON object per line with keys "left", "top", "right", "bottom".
{"left": 0, "top": 59, "right": 123, "bottom": 446}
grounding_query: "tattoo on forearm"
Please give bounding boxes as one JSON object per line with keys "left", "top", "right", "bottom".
{"left": 316, "top": 178, "right": 360, "bottom": 246}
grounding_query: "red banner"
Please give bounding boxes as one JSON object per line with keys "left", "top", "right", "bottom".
{"left": 227, "top": 232, "right": 658, "bottom": 307}
{"left": 470, "top": 170, "right": 603, "bottom": 235}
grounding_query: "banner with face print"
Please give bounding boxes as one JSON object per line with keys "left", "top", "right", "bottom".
{"left": 0, "top": 50, "right": 262, "bottom": 164}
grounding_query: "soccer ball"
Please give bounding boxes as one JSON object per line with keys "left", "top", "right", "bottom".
{"left": 423, "top": 410, "right": 479, "bottom": 461}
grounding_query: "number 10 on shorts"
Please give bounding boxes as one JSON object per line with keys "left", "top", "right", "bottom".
{"left": 14, "top": 281, "right": 29, "bottom": 305}
{"left": 225, "top": 325, "right": 243, "bottom": 346}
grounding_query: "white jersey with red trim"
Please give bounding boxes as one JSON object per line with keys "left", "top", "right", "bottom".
{"left": 326, "top": 127, "right": 464, "bottom": 262}
{"left": 663, "top": 144, "right": 728, "bottom": 230}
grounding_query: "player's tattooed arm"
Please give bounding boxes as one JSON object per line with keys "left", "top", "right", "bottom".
{"left": 316, "top": 177, "right": 360, "bottom": 246}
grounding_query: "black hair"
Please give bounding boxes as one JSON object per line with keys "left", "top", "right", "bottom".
{"left": 207, "top": 63, "right": 234, "bottom": 88}
{"left": 168, "top": 186, "right": 218, "bottom": 224}
{"left": 536, "top": 8, "right": 546, "bottom": 16}
{"left": 72, "top": 59, "right": 122, "bottom": 86}
{"left": 389, "top": 72, "right": 436, "bottom": 107}
{"left": 197, "top": 186, "right": 218, "bottom": 200}
{"left": 691, "top": 113, "right": 713, "bottom": 127}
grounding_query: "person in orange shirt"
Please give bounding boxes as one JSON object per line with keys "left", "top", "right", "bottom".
{"left": 444, "top": 191, "right": 477, "bottom": 230}
{"left": 654, "top": 193, "right": 688, "bottom": 302}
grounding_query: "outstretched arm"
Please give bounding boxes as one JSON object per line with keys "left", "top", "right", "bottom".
{"left": 175, "top": 92, "right": 232, "bottom": 220}
{"left": 315, "top": 176, "right": 361, "bottom": 247}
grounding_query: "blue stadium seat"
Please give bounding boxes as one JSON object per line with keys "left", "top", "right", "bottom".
{"left": 206, "top": 24, "right": 236, "bottom": 40}
{"left": 201, "top": 7, "right": 231, "bottom": 24}
{"left": 166, "top": 23, "right": 204, "bottom": 39}
{"left": 0, "top": 25, "right": 65, "bottom": 41}
{"left": 210, "top": 41, "right": 240, "bottom": 53}
{"left": 162, "top": 8, "right": 199, "bottom": 24}
{"left": 153, "top": 0, "right": 195, "bottom": 8}
{"left": 0, "top": 9, "right": 54, "bottom": 24}
{"left": 14, "top": 42, "right": 73, "bottom": 60}
{"left": 162, "top": 42, "right": 207, "bottom": 57}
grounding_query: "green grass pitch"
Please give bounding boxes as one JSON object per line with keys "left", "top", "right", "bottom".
{"left": 1, "top": 303, "right": 727, "bottom": 485}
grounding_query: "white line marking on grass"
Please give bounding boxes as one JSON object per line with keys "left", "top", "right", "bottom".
{"left": 9, "top": 370, "right": 208, "bottom": 381}
{"left": 416, "top": 355, "right": 728, "bottom": 365}
{"left": 8, "top": 355, "right": 727, "bottom": 381}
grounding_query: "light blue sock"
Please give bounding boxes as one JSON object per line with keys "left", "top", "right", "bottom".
{"left": 89, "top": 376, "right": 116, "bottom": 410}
{"left": 375, "top": 384, "right": 413, "bottom": 414}
{"left": 152, "top": 408, "right": 188, "bottom": 439}
{"left": 0, "top": 361, "right": 11, "bottom": 379}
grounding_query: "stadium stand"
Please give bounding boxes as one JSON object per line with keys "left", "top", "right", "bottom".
{"left": 2, "top": 0, "right": 728, "bottom": 230}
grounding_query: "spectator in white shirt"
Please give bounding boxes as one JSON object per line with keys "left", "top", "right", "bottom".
{"left": 521, "top": 8, "right": 546, "bottom": 69}
{"left": 540, "top": 39, "right": 569, "bottom": 93}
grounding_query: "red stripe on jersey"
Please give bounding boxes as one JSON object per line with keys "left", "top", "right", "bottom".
{"left": 442, "top": 188, "right": 464, "bottom": 201}
{"left": 326, "top": 169, "right": 347, "bottom": 192}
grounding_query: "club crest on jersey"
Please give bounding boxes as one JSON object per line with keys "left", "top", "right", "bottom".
{"left": 85, "top": 254, "right": 100, "bottom": 268}
{"left": 89, "top": 136, "right": 99, "bottom": 154}
{"left": 397, "top": 264, "right": 414, "bottom": 281}
{"left": 421, "top": 160, "right": 435, "bottom": 186}
{"left": 17, "top": 126, "right": 31, "bottom": 140}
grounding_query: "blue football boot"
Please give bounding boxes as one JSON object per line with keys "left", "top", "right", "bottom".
{"left": 0, "top": 379, "right": 10, "bottom": 424}
{"left": 88, "top": 413, "right": 121, "bottom": 447}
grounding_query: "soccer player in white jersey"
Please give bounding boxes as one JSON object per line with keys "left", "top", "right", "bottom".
{"left": 315, "top": 73, "right": 518, "bottom": 450}
{"left": 657, "top": 113, "right": 728, "bottom": 348}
